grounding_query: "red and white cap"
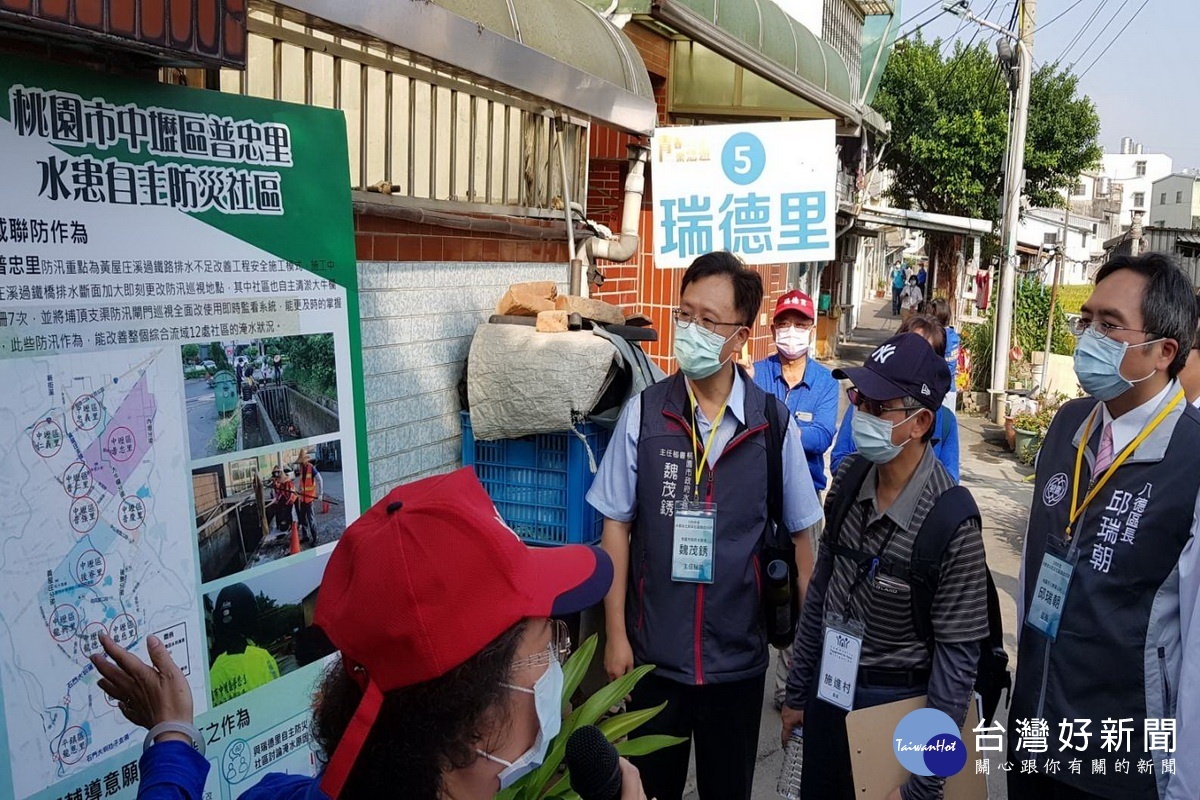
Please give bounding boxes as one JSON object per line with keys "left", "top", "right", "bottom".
{"left": 314, "top": 468, "right": 613, "bottom": 797}
{"left": 773, "top": 290, "right": 815, "bottom": 322}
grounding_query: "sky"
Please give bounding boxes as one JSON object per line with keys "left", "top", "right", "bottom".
{"left": 894, "top": 0, "right": 1200, "bottom": 172}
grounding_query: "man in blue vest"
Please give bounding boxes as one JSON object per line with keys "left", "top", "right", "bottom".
{"left": 1009, "top": 252, "right": 1200, "bottom": 800}
{"left": 587, "top": 251, "right": 823, "bottom": 800}
{"left": 751, "top": 289, "right": 840, "bottom": 708}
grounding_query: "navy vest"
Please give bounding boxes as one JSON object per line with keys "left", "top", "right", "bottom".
{"left": 627, "top": 371, "right": 789, "bottom": 685}
{"left": 1010, "top": 394, "right": 1200, "bottom": 799}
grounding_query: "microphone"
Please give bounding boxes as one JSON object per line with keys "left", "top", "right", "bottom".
{"left": 565, "top": 725, "right": 622, "bottom": 800}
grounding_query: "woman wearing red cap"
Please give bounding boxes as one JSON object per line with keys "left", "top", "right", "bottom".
{"left": 89, "top": 469, "right": 645, "bottom": 799}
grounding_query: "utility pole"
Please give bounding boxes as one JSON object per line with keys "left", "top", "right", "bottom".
{"left": 990, "top": 0, "right": 1035, "bottom": 421}
{"left": 1039, "top": 207, "right": 1067, "bottom": 393}
{"left": 944, "top": 0, "right": 1035, "bottom": 421}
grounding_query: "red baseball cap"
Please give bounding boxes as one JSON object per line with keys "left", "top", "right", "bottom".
{"left": 314, "top": 468, "right": 613, "bottom": 797}
{"left": 773, "top": 290, "right": 815, "bottom": 322}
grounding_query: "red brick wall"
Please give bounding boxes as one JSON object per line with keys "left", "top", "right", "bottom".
{"left": 625, "top": 21, "right": 670, "bottom": 79}
{"left": 354, "top": 213, "right": 571, "bottom": 264}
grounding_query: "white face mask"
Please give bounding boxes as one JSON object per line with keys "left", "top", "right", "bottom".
{"left": 475, "top": 659, "right": 563, "bottom": 789}
{"left": 775, "top": 328, "right": 811, "bottom": 360}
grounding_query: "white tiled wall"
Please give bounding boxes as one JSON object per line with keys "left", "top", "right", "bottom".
{"left": 356, "top": 260, "right": 566, "bottom": 501}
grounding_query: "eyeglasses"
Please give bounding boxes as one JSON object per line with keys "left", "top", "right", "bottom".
{"left": 673, "top": 308, "right": 744, "bottom": 335}
{"left": 774, "top": 320, "right": 814, "bottom": 331}
{"left": 510, "top": 619, "right": 571, "bottom": 671}
{"left": 1069, "top": 317, "right": 1156, "bottom": 340}
{"left": 847, "top": 387, "right": 924, "bottom": 418}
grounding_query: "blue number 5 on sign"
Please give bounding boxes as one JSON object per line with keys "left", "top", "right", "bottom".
{"left": 721, "top": 132, "right": 765, "bottom": 185}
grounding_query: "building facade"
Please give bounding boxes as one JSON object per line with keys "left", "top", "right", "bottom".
{"left": 1150, "top": 173, "right": 1200, "bottom": 230}
{"left": 1099, "top": 142, "right": 1173, "bottom": 231}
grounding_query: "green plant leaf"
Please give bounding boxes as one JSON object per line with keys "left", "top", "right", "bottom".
{"left": 562, "top": 633, "right": 597, "bottom": 705}
{"left": 573, "top": 664, "right": 655, "bottom": 730}
{"left": 615, "top": 733, "right": 689, "bottom": 758}
{"left": 597, "top": 701, "right": 668, "bottom": 742}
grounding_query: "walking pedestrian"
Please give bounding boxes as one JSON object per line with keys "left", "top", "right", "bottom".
{"left": 1008, "top": 252, "right": 1200, "bottom": 799}
{"left": 899, "top": 276, "right": 923, "bottom": 323}
{"left": 891, "top": 262, "right": 906, "bottom": 316}
{"left": 752, "top": 289, "right": 839, "bottom": 709}
{"left": 587, "top": 251, "right": 822, "bottom": 800}
{"left": 782, "top": 332, "right": 988, "bottom": 800}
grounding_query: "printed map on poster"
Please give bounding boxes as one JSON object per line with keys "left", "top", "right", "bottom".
{"left": 0, "top": 348, "right": 205, "bottom": 800}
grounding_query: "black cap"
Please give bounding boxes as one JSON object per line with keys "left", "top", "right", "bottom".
{"left": 833, "top": 332, "right": 950, "bottom": 411}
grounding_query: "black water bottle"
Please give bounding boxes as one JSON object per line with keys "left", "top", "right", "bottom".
{"left": 765, "top": 558, "right": 794, "bottom": 646}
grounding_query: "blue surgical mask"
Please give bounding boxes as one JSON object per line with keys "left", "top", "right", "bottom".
{"left": 1073, "top": 329, "right": 1160, "bottom": 402}
{"left": 674, "top": 321, "right": 740, "bottom": 380}
{"left": 850, "top": 407, "right": 921, "bottom": 464}
{"left": 476, "top": 659, "right": 563, "bottom": 789}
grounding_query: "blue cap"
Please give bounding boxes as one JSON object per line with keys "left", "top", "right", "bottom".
{"left": 833, "top": 332, "right": 951, "bottom": 411}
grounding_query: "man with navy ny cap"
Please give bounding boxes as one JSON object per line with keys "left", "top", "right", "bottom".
{"left": 782, "top": 333, "right": 989, "bottom": 800}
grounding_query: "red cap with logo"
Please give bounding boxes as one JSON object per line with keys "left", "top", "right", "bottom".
{"left": 314, "top": 467, "right": 613, "bottom": 797}
{"left": 773, "top": 290, "right": 816, "bottom": 322}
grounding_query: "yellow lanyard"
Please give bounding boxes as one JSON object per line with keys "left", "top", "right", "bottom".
{"left": 687, "top": 386, "right": 728, "bottom": 502}
{"left": 1067, "top": 389, "right": 1184, "bottom": 541}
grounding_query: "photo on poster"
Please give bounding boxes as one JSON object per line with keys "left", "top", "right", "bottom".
{"left": 194, "top": 440, "right": 346, "bottom": 583}
{"left": 184, "top": 334, "right": 340, "bottom": 461}
{"left": 204, "top": 555, "right": 336, "bottom": 709}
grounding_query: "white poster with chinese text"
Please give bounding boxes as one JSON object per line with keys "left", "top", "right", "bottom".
{"left": 0, "top": 55, "right": 366, "bottom": 800}
{"left": 651, "top": 120, "right": 837, "bottom": 267}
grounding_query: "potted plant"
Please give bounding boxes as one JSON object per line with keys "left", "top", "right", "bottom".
{"left": 498, "top": 634, "right": 686, "bottom": 800}
{"left": 875, "top": 279, "right": 886, "bottom": 299}
{"left": 1012, "top": 410, "right": 1040, "bottom": 462}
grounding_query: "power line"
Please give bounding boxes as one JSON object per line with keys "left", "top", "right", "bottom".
{"left": 1069, "top": 0, "right": 1134, "bottom": 70}
{"left": 1058, "top": 0, "right": 1111, "bottom": 64}
{"left": 1033, "top": 0, "right": 1085, "bottom": 33}
{"left": 1077, "top": 0, "right": 1153, "bottom": 79}
{"left": 895, "top": 0, "right": 944, "bottom": 39}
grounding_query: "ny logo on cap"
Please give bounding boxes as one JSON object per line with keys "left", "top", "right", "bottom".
{"left": 873, "top": 344, "right": 897, "bottom": 364}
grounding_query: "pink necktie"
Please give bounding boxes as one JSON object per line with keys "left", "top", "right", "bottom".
{"left": 1095, "top": 423, "right": 1114, "bottom": 473}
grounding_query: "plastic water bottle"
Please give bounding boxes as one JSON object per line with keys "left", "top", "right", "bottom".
{"left": 777, "top": 727, "right": 803, "bottom": 799}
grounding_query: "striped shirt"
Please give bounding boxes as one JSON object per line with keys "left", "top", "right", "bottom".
{"left": 821, "top": 446, "right": 989, "bottom": 669}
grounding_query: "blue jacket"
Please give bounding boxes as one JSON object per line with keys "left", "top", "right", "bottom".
{"left": 830, "top": 404, "right": 961, "bottom": 483}
{"left": 136, "top": 741, "right": 328, "bottom": 800}
{"left": 752, "top": 355, "right": 840, "bottom": 492}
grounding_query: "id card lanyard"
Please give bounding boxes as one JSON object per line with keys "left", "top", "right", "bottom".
{"left": 1064, "top": 389, "right": 1183, "bottom": 542}
{"left": 669, "top": 385, "right": 727, "bottom": 584}
{"left": 686, "top": 384, "right": 728, "bottom": 503}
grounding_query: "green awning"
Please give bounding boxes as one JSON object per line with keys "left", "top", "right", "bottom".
{"left": 584, "top": 0, "right": 859, "bottom": 123}
{"left": 433, "top": 0, "right": 654, "bottom": 107}
{"left": 860, "top": 4, "right": 902, "bottom": 106}
{"left": 278, "top": 0, "right": 657, "bottom": 133}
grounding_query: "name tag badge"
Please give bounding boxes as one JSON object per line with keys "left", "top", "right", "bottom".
{"left": 816, "top": 615, "right": 864, "bottom": 711}
{"left": 671, "top": 501, "right": 716, "bottom": 584}
{"left": 796, "top": 411, "right": 814, "bottom": 423}
{"left": 1026, "top": 549, "right": 1077, "bottom": 641}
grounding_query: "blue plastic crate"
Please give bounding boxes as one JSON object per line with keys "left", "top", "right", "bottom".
{"left": 461, "top": 411, "right": 610, "bottom": 546}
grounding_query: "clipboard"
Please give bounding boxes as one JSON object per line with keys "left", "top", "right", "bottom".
{"left": 845, "top": 695, "right": 989, "bottom": 800}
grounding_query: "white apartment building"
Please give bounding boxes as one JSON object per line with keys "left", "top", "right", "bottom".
{"left": 1100, "top": 138, "right": 1172, "bottom": 230}
{"left": 1018, "top": 207, "right": 1105, "bottom": 285}
{"left": 1150, "top": 173, "right": 1200, "bottom": 230}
